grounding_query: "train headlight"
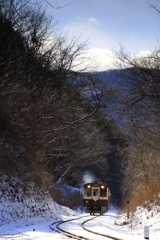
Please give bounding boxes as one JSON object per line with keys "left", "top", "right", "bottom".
{"left": 101, "top": 185, "right": 105, "bottom": 189}
{"left": 87, "top": 185, "right": 91, "bottom": 188}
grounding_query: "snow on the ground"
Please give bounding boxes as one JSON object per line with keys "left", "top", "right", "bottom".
{"left": 0, "top": 205, "right": 159, "bottom": 240}
{"left": 83, "top": 206, "right": 160, "bottom": 240}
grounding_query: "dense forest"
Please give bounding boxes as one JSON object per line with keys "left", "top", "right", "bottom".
{"left": 0, "top": 0, "right": 159, "bottom": 213}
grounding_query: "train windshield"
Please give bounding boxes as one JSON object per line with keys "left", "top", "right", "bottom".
{"left": 93, "top": 189, "right": 98, "bottom": 196}
{"left": 100, "top": 186, "right": 107, "bottom": 197}
{"left": 84, "top": 188, "right": 91, "bottom": 197}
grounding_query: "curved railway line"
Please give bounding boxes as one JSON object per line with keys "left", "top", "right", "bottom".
{"left": 50, "top": 215, "right": 124, "bottom": 240}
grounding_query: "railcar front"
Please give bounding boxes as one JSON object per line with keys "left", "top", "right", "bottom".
{"left": 83, "top": 182, "right": 110, "bottom": 215}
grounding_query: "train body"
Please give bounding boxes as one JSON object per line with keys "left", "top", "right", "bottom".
{"left": 83, "top": 182, "right": 110, "bottom": 215}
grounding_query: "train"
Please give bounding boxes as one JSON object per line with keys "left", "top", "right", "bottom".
{"left": 83, "top": 181, "right": 111, "bottom": 215}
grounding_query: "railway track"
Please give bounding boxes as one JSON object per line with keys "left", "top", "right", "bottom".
{"left": 50, "top": 214, "right": 124, "bottom": 240}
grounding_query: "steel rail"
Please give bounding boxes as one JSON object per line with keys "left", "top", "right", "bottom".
{"left": 50, "top": 214, "right": 124, "bottom": 240}
{"left": 81, "top": 216, "right": 124, "bottom": 240}
{"left": 50, "top": 215, "right": 93, "bottom": 239}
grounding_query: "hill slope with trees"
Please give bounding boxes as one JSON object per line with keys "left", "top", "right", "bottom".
{"left": 0, "top": 0, "right": 127, "bottom": 223}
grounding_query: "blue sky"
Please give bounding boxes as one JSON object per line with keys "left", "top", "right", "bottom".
{"left": 41, "top": 0, "right": 160, "bottom": 70}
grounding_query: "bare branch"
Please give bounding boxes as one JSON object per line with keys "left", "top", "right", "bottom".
{"left": 148, "top": 2, "right": 160, "bottom": 14}
{"left": 49, "top": 165, "right": 72, "bottom": 189}
{"left": 44, "top": 0, "right": 74, "bottom": 9}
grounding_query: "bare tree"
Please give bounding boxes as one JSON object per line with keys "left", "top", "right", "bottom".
{"left": 114, "top": 44, "right": 160, "bottom": 204}
{"left": 0, "top": 0, "right": 113, "bottom": 189}
{"left": 114, "top": 46, "right": 160, "bottom": 147}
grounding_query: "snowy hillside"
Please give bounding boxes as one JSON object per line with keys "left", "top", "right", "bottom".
{"left": 0, "top": 170, "right": 75, "bottom": 226}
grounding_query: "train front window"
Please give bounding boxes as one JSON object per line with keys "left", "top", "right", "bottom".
{"left": 84, "top": 188, "right": 91, "bottom": 197}
{"left": 93, "top": 189, "right": 98, "bottom": 196}
{"left": 100, "top": 187, "right": 107, "bottom": 197}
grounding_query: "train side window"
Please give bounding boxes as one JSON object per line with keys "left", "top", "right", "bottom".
{"left": 100, "top": 188, "right": 107, "bottom": 197}
{"left": 93, "top": 189, "right": 98, "bottom": 196}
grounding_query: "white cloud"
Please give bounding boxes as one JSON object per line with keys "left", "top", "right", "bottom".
{"left": 76, "top": 17, "right": 99, "bottom": 25}
{"left": 86, "top": 49, "right": 154, "bottom": 71}
{"left": 71, "top": 48, "right": 118, "bottom": 72}
{"left": 86, "top": 48, "right": 117, "bottom": 71}
{"left": 63, "top": 17, "right": 153, "bottom": 55}
{"left": 62, "top": 19, "right": 155, "bottom": 72}
{"left": 135, "top": 50, "right": 153, "bottom": 58}
{"left": 88, "top": 18, "right": 99, "bottom": 25}
{"left": 63, "top": 20, "right": 117, "bottom": 50}
{"left": 72, "top": 48, "right": 155, "bottom": 72}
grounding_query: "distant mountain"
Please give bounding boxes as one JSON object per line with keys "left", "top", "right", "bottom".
{"left": 95, "top": 68, "right": 130, "bottom": 85}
